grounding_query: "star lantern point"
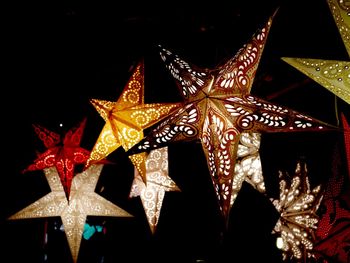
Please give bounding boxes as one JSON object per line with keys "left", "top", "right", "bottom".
{"left": 128, "top": 10, "right": 338, "bottom": 224}
{"left": 23, "top": 118, "right": 91, "bottom": 201}
{"left": 85, "top": 60, "right": 181, "bottom": 182}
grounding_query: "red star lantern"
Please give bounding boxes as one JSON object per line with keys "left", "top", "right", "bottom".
{"left": 23, "top": 118, "right": 90, "bottom": 201}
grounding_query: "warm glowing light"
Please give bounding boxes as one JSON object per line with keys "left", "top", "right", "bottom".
{"left": 276, "top": 237, "right": 284, "bottom": 249}
{"left": 9, "top": 164, "right": 133, "bottom": 263}
{"left": 86, "top": 60, "right": 180, "bottom": 182}
{"left": 129, "top": 147, "right": 180, "bottom": 234}
{"left": 22, "top": 119, "right": 90, "bottom": 201}
{"left": 129, "top": 11, "right": 336, "bottom": 222}
{"left": 231, "top": 132, "right": 265, "bottom": 206}
{"left": 272, "top": 161, "right": 323, "bottom": 261}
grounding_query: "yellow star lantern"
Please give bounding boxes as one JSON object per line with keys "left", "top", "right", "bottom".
{"left": 129, "top": 146, "right": 180, "bottom": 234}
{"left": 282, "top": 0, "right": 350, "bottom": 104}
{"left": 8, "top": 164, "right": 133, "bottom": 263}
{"left": 86, "top": 60, "right": 180, "bottom": 181}
{"left": 129, "top": 10, "right": 337, "bottom": 223}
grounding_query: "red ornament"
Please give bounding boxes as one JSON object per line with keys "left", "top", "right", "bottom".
{"left": 23, "top": 118, "right": 91, "bottom": 201}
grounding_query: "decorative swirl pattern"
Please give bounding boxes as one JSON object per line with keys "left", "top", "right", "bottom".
{"left": 92, "top": 129, "right": 119, "bottom": 158}
{"left": 201, "top": 108, "right": 239, "bottom": 217}
{"left": 272, "top": 161, "right": 323, "bottom": 261}
{"left": 131, "top": 110, "right": 150, "bottom": 126}
{"left": 122, "top": 127, "right": 141, "bottom": 149}
{"left": 123, "top": 87, "right": 140, "bottom": 105}
{"left": 33, "top": 124, "right": 60, "bottom": 148}
{"left": 216, "top": 19, "right": 272, "bottom": 94}
{"left": 224, "top": 95, "right": 327, "bottom": 131}
{"left": 159, "top": 46, "right": 208, "bottom": 98}
{"left": 130, "top": 147, "right": 180, "bottom": 233}
{"left": 9, "top": 165, "right": 133, "bottom": 263}
{"left": 122, "top": 64, "right": 142, "bottom": 105}
{"left": 135, "top": 105, "right": 200, "bottom": 150}
{"left": 231, "top": 132, "right": 265, "bottom": 206}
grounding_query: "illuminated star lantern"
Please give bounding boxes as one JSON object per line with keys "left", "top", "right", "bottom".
{"left": 271, "top": 161, "right": 323, "bottom": 261}
{"left": 129, "top": 146, "right": 180, "bottom": 234}
{"left": 23, "top": 119, "right": 91, "bottom": 201}
{"left": 313, "top": 115, "right": 350, "bottom": 263}
{"left": 129, "top": 11, "right": 337, "bottom": 222}
{"left": 85, "top": 60, "right": 180, "bottom": 181}
{"left": 341, "top": 113, "right": 350, "bottom": 176}
{"left": 9, "top": 164, "right": 133, "bottom": 263}
{"left": 231, "top": 132, "right": 265, "bottom": 206}
{"left": 282, "top": 0, "right": 350, "bottom": 104}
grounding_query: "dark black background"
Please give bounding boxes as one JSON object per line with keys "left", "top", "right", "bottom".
{"left": 2, "top": 0, "right": 349, "bottom": 262}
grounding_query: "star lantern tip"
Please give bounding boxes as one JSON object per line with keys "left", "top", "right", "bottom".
{"left": 282, "top": 0, "right": 350, "bottom": 105}
{"left": 86, "top": 59, "right": 181, "bottom": 172}
{"left": 130, "top": 9, "right": 339, "bottom": 225}
{"left": 129, "top": 147, "right": 180, "bottom": 234}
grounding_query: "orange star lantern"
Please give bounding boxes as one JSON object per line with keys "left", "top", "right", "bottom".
{"left": 86, "top": 60, "right": 180, "bottom": 181}
{"left": 129, "top": 10, "right": 338, "bottom": 223}
{"left": 282, "top": 0, "right": 350, "bottom": 104}
{"left": 129, "top": 147, "right": 180, "bottom": 234}
{"left": 23, "top": 119, "right": 90, "bottom": 201}
{"left": 9, "top": 164, "right": 133, "bottom": 263}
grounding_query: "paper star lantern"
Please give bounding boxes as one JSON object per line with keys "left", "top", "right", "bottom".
{"left": 129, "top": 11, "right": 337, "bottom": 222}
{"left": 271, "top": 161, "right": 323, "bottom": 261}
{"left": 341, "top": 112, "right": 350, "bottom": 176}
{"left": 23, "top": 118, "right": 91, "bottom": 201}
{"left": 313, "top": 127, "right": 350, "bottom": 263}
{"left": 86, "top": 60, "right": 180, "bottom": 181}
{"left": 282, "top": 0, "right": 350, "bottom": 104}
{"left": 9, "top": 164, "right": 133, "bottom": 263}
{"left": 231, "top": 132, "right": 265, "bottom": 206}
{"left": 129, "top": 147, "right": 180, "bottom": 234}
{"left": 314, "top": 197, "right": 350, "bottom": 263}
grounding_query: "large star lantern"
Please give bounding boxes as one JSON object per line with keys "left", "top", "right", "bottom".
{"left": 282, "top": 0, "right": 350, "bottom": 104}
{"left": 129, "top": 11, "right": 337, "bottom": 222}
{"left": 9, "top": 164, "right": 133, "bottom": 263}
{"left": 271, "top": 161, "right": 323, "bottom": 261}
{"left": 129, "top": 146, "right": 180, "bottom": 234}
{"left": 23, "top": 119, "right": 91, "bottom": 201}
{"left": 85, "top": 60, "right": 180, "bottom": 181}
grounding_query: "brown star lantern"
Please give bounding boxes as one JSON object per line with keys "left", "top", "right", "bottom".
{"left": 9, "top": 164, "right": 133, "bottom": 263}
{"left": 282, "top": 0, "right": 350, "bottom": 105}
{"left": 129, "top": 10, "right": 338, "bottom": 223}
{"left": 85, "top": 60, "right": 181, "bottom": 181}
